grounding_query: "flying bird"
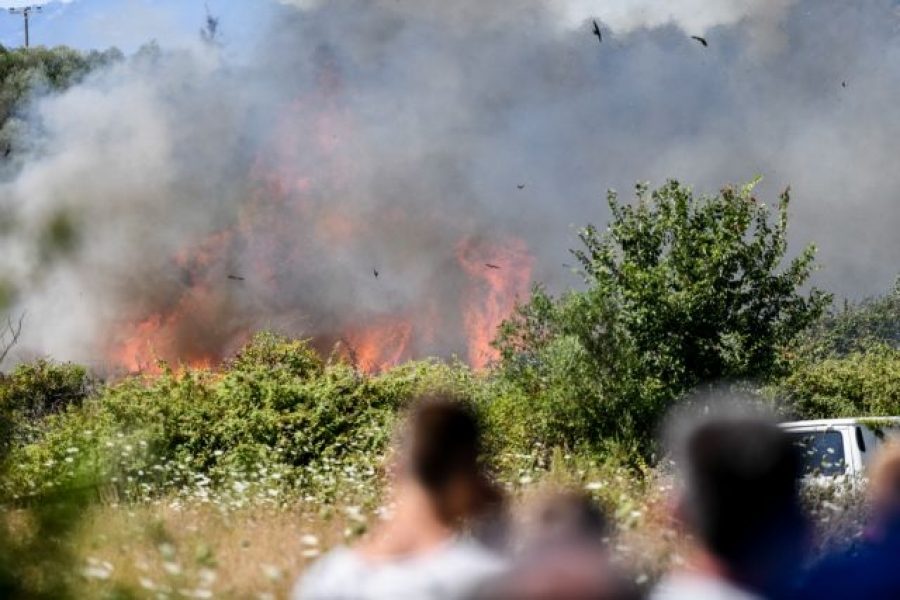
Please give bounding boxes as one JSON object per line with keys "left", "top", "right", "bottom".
{"left": 373, "top": 269, "right": 379, "bottom": 279}
{"left": 517, "top": 184, "right": 526, "bottom": 190}
{"left": 592, "top": 20, "right": 602, "bottom": 43}
{"left": 3, "top": 145, "right": 10, "bottom": 158}
{"left": 485, "top": 263, "right": 501, "bottom": 270}
{"left": 691, "top": 35, "right": 708, "bottom": 47}
{"left": 842, "top": 81, "right": 847, "bottom": 88}
{"left": 227, "top": 274, "right": 245, "bottom": 281}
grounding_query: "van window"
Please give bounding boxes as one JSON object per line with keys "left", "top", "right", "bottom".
{"left": 787, "top": 431, "right": 846, "bottom": 476}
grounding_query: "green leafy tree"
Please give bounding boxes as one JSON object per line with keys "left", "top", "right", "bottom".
{"left": 0, "top": 44, "right": 123, "bottom": 156}
{"left": 798, "top": 279, "right": 900, "bottom": 359}
{"left": 494, "top": 179, "right": 831, "bottom": 454}
{"left": 778, "top": 342, "right": 900, "bottom": 420}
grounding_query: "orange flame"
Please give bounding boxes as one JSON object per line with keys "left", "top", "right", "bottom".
{"left": 456, "top": 236, "right": 534, "bottom": 369}
{"left": 105, "top": 56, "right": 535, "bottom": 375}
{"left": 341, "top": 316, "right": 414, "bottom": 373}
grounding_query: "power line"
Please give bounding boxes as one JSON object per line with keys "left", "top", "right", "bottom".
{"left": 7, "top": 5, "right": 42, "bottom": 48}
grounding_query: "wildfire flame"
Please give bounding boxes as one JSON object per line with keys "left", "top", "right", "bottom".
{"left": 456, "top": 237, "right": 534, "bottom": 369}
{"left": 106, "top": 54, "right": 534, "bottom": 375}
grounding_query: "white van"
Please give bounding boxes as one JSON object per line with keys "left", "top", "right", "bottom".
{"left": 780, "top": 417, "right": 900, "bottom": 478}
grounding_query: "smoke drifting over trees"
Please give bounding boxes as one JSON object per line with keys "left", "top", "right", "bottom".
{"left": 1, "top": 0, "right": 899, "bottom": 367}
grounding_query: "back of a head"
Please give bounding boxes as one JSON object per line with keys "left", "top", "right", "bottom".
{"left": 681, "top": 418, "right": 804, "bottom": 573}
{"left": 524, "top": 491, "right": 609, "bottom": 550}
{"left": 402, "top": 393, "right": 493, "bottom": 524}
{"left": 407, "top": 394, "right": 481, "bottom": 490}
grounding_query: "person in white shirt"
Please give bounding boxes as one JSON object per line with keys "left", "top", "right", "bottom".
{"left": 651, "top": 417, "right": 807, "bottom": 600}
{"left": 291, "top": 393, "right": 507, "bottom": 600}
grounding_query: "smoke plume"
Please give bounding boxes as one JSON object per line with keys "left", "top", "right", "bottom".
{"left": 1, "top": 0, "right": 898, "bottom": 370}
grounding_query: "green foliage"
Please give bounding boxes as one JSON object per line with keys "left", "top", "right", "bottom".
{"left": 0, "top": 362, "right": 101, "bottom": 600}
{"left": 493, "top": 180, "right": 830, "bottom": 455}
{"left": 0, "top": 480, "right": 97, "bottom": 600}
{"left": 799, "top": 279, "right": 900, "bottom": 358}
{"left": 0, "top": 44, "right": 123, "bottom": 154}
{"left": 0, "top": 334, "right": 478, "bottom": 502}
{"left": 777, "top": 342, "right": 900, "bottom": 419}
{"left": 0, "top": 360, "right": 93, "bottom": 452}
{"left": 38, "top": 209, "right": 81, "bottom": 264}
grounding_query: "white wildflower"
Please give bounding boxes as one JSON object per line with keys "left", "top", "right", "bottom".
{"left": 262, "top": 564, "right": 283, "bottom": 582}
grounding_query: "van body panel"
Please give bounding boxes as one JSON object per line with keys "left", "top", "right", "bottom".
{"left": 780, "top": 417, "right": 900, "bottom": 478}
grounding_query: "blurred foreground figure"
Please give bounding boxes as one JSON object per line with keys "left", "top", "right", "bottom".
{"left": 475, "top": 491, "right": 642, "bottom": 600}
{"left": 292, "top": 393, "right": 506, "bottom": 600}
{"left": 652, "top": 417, "right": 806, "bottom": 600}
{"left": 798, "top": 440, "right": 900, "bottom": 599}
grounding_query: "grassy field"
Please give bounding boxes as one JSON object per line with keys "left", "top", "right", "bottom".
{"left": 58, "top": 466, "right": 673, "bottom": 599}
{"left": 0, "top": 330, "right": 887, "bottom": 598}
{"left": 1, "top": 450, "right": 865, "bottom": 599}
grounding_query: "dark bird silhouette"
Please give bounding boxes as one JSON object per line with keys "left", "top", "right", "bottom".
{"left": 485, "top": 263, "right": 501, "bottom": 270}
{"left": 227, "top": 274, "right": 245, "bottom": 281}
{"left": 691, "top": 35, "right": 708, "bottom": 47}
{"left": 592, "top": 20, "right": 602, "bottom": 43}
{"left": 373, "top": 269, "right": 379, "bottom": 279}
{"left": 517, "top": 184, "right": 526, "bottom": 190}
{"left": 842, "top": 81, "right": 847, "bottom": 88}
{"left": 3, "top": 145, "right": 10, "bottom": 158}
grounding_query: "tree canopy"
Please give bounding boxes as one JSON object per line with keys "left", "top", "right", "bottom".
{"left": 493, "top": 179, "right": 831, "bottom": 454}
{"left": 0, "top": 44, "right": 123, "bottom": 158}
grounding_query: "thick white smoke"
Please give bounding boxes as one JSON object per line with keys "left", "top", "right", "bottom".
{"left": 284, "top": 0, "right": 799, "bottom": 45}
{"left": 558, "top": 0, "right": 797, "bottom": 32}
{"left": 0, "top": 0, "right": 898, "bottom": 368}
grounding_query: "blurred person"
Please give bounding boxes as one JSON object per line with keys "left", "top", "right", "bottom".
{"left": 797, "top": 439, "right": 900, "bottom": 599}
{"left": 864, "top": 437, "right": 900, "bottom": 543}
{"left": 521, "top": 490, "right": 609, "bottom": 549}
{"left": 291, "top": 393, "right": 507, "bottom": 600}
{"left": 474, "top": 491, "right": 642, "bottom": 600}
{"left": 652, "top": 417, "right": 807, "bottom": 600}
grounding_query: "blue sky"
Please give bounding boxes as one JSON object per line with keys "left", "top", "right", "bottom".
{"left": 0, "top": 0, "right": 273, "bottom": 54}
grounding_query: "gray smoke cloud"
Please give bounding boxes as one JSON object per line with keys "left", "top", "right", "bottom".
{"left": 1, "top": 0, "right": 898, "bottom": 369}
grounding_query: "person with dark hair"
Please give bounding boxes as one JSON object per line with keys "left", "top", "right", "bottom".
{"left": 474, "top": 491, "right": 642, "bottom": 600}
{"left": 291, "top": 393, "right": 507, "bottom": 600}
{"left": 652, "top": 417, "right": 807, "bottom": 600}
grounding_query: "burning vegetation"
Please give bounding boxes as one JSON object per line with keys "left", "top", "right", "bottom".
{"left": 106, "top": 58, "right": 533, "bottom": 374}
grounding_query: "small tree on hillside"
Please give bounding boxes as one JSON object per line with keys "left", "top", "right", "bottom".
{"left": 493, "top": 179, "right": 831, "bottom": 455}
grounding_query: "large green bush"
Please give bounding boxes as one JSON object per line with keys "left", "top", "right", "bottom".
{"left": 493, "top": 180, "right": 830, "bottom": 456}
{"left": 799, "top": 280, "right": 900, "bottom": 358}
{"left": 0, "top": 360, "right": 93, "bottom": 453}
{"left": 777, "top": 342, "right": 900, "bottom": 419}
{"left": 1, "top": 334, "right": 480, "bottom": 502}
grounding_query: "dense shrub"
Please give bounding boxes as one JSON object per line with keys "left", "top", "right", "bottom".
{"left": 492, "top": 180, "right": 829, "bottom": 456}
{"left": 0, "top": 360, "right": 93, "bottom": 453}
{"left": 799, "top": 280, "right": 900, "bottom": 358}
{"left": 0, "top": 334, "right": 481, "bottom": 501}
{"left": 778, "top": 343, "right": 900, "bottom": 419}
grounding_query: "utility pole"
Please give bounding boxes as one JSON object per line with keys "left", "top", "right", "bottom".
{"left": 8, "top": 5, "right": 42, "bottom": 48}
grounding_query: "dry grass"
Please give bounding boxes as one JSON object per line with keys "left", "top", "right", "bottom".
{"left": 71, "top": 503, "right": 373, "bottom": 599}
{"left": 12, "top": 457, "right": 868, "bottom": 599}
{"left": 65, "top": 466, "right": 689, "bottom": 598}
